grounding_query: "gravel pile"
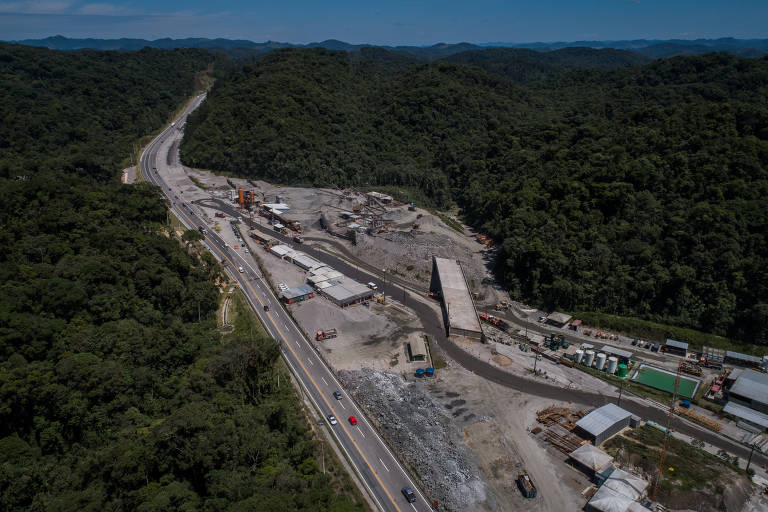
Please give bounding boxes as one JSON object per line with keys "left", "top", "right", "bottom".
{"left": 339, "top": 368, "right": 498, "bottom": 512}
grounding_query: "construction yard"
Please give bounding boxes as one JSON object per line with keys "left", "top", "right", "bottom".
{"left": 155, "top": 131, "right": 768, "bottom": 512}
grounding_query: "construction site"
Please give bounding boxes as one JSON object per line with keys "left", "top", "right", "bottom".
{"left": 152, "top": 145, "right": 768, "bottom": 511}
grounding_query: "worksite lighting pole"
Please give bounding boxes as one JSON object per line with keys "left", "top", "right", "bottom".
{"left": 746, "top": 443, "right": 757, "bottom": 473}
{"left": 617, "top": 379, "right": 625, "bottom": 407}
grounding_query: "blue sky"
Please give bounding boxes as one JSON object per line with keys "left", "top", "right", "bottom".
{"left": 1, "top": 0, "right": 766, "bottom": 44}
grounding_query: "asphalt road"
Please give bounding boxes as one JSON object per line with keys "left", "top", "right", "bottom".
{"left": 196, "top": 202, "right": 768, "bottom": 469}
{"left": 139, "top": 96, "right": 433, "bottom": 512}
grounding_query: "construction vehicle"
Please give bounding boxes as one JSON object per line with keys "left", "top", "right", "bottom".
{"left": 699, "top": 356, "right": 723, "bottom": 370}
{"left": 516, "top": 473, "right": 537, "bottom": 498}
{"left": 494, "top": 301, "right": 512, "bottom": 311}
{"left": 408, "top": 202, "right": 416, "bottom": 211}
{"left": 479, "top": 313, "right": 508, "bottom": 330}
{"left": 681, "top": 361, "right": 702, "bottom": 376}
{"left": 316, "top": 329, "right": 338, "bottom": 341}
{"left": 215, "top": 212, "right": 226, "bottom": 218}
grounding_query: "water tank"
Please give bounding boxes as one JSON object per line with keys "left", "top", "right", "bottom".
{"left": 574, "top": 349, "right": 584, "bottom": 364}
{"left": 617, "top": 363, "right": 628, "bottom": 378}
{"left": 607, "top": 356, "right": 618, "bottom": 374}
{"left": 596, "top": 352, "right": 607, "bottom": 371}
{"left": 584, "top": 350, "right": 595, "bottom": 367}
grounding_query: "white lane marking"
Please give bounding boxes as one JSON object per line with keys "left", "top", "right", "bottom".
{"left": 321, "top": 377, "right": 329, "bottom": 386}
{"left": 295, "top": 341, "right": 300, "bottom": 348}
{"left": 357, "top": 426, "right": 365, "bottom": 438}
{"left": 307, "top": 358, "right": 314, "bottom": 366}
{"left": 410, "top": 503, "right": 417, "bottom": 511}
{"left": 379, "top": 457, "right": 390, "bottom": 472}
{"left": 339, "top": 401, "right": 346, "bottom": 410}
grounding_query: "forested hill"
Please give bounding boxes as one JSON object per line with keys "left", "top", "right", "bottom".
{"left": 440, "top": 47, "right": 649, "bottom": 82}
{"left": 182, "top": 49, "right": 768, "bottom": 345}
{"left": 0, "top": 45, "right": 361, "bottom": 510}
{"left": 0, "top": 43, "right": 221, "bottom": 180}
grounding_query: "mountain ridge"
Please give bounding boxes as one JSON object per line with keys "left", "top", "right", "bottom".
{"left": 9, "top": 35, "right": 768, "bottom": 58}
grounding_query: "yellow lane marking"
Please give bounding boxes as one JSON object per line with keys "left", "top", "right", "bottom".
{"left": 172, "top": 203, "right": 404, "bottom": 512}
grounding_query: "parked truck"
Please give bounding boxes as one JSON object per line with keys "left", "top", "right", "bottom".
{"left": 316, "top": 329, "right": 338, "bottom": 341}
{"left": 479, "top": 313, "right": 508, "bottom": 330}
{"left": 516, "top": 473, "right": 537, "bottom": 498}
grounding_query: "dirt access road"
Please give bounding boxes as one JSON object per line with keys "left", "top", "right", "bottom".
{"left": 195, "top": 199, "right": 768, "bottom": 470}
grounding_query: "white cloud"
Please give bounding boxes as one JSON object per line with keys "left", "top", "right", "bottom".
{"left": 77, "top": 3, "right": 134, "bottom": 15}
{"left": 0, "top": 0, "right": 73, "bottom": 13}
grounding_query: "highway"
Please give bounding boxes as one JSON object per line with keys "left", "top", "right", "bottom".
{"left": 139, "top": 96, "right": 433, "bottom": 512}
{"left": 194, "top": 200, "right": 768, "bottom": 469}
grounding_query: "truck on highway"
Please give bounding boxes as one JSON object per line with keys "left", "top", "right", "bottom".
{"left": 316, "top": 329, "right": 338, "bottom": 341}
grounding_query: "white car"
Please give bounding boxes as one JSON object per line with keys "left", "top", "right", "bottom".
{"left": 244, "top": 248, "right": 249, "bottom": 254}
{"left": 367, "top": 282, "right": 377, "bottom": 290}
{"left": 327, "top": 415, "right": 338, "bottom": 426}
{"left": 238, "top": 266, "right": 244, "bottom": 273}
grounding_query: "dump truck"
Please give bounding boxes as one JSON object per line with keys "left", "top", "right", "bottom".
{"left": 316, "top": 329, "right": 338, "bottom": 341}
{"left": 516, "top": 473, "right": 537, "bottom": 498}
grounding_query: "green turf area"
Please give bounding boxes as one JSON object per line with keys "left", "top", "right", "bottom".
{"left": 631, "top": 364, "right": 699, "bottom": 399}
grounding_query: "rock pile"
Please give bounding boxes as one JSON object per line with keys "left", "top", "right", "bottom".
{"left": 338, "top": 368, "right": 498, "bottom": 512}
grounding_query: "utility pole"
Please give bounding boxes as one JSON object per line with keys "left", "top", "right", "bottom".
{"left": 746, "top": 443, "right": 757, "bottom": 473}
{"left": 617, "top": 379, "right": 624, "bottom": 407}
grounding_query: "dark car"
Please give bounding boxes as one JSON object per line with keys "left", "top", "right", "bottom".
{"left": 263, "top": 305, "right": 269, "bottom": 312}
{"left": 401, "top": 486, "right": 416, "bottom": 503}
{"left": 333, "top": 391, "right": 343, "bottom": 400}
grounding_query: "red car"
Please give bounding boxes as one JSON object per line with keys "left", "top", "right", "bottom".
{"left": 348, "top": 416, "right": 357, "bottom": 426}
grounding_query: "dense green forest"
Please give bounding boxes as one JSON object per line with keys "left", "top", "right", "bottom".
{"left": 181, "top": 48, "right": 768, "bottom": 345}
{"left": 0, "top": 44, "right": 360, "bottom": 510}
{"left": 441, "top": 47, "right": 649, "bottom": 82}
{"left": 0, "top": 43, "right": 230, "bottom": 180}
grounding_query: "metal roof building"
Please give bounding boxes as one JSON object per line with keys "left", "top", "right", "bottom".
{"left": 546, "top": 311, "right": 572, "bottom": 328}
{"left": 725, "top": 351, "right": 764, "bottom": 368}
{"left": 723, "top": 401, "right": 768, "bottom": 431}
{"left": 575, "top": 404, "right": 632, "bottom": 445}
{"left": 429, "top": 256, "right": 482, "bottom": 339}
{"left": 728, "top": 369, "right": 768, "bottom": 415}
{"left": 586, "top": 467, "right": 649, "bottom": 512}
{"left": 569, "top": 444, "right": 614, "bottom": 478}
{"left": 600, "top": 345, "right": 633, "bottom": 364}
{"left": 319, "top": 279, "right": 372, "bottom": 307}
{"left": 281, "top": 285, "right": 314, "bottom": 304}
{"left": 663, "top": 338, "right": 689, "bottom": 356}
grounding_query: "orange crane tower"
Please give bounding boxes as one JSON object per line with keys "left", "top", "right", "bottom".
{"left": 652, "top": 359, "right": 684, "bottom": 502}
